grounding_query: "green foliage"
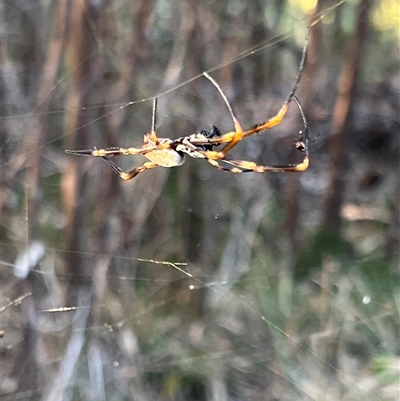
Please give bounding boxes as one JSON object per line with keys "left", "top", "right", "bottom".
{"left": 295, "top": 229, "right": 354, "bottom": 279}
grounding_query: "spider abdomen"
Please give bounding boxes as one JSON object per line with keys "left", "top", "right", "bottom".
{"left": 144, "top": 149, "right": 185, "bottom": 167}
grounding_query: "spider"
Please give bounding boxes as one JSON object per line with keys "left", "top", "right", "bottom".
{"left": 65, "top": 29, "right": 310, "bottom": 180}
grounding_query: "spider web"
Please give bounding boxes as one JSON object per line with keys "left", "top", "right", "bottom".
{"left": 1, "top": 1, "right": 399, "bottom": 400}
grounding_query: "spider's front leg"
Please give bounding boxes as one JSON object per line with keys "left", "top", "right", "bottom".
{"left": 199, "top": 28, "right": 310, "bottom": 156}
{"left": 242, "top": 29, "right": 309, "bottom": 139}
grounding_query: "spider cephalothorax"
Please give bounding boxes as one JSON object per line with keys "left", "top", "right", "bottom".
{"left": 197, "top": 126, "right": 222, "bottom": 151}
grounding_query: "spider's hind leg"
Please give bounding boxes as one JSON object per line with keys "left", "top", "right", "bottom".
{"left": 65, "top": 146, "right": 154, "bottom": 157}
{"left": 101, "top": 157, "right": 159, "bottom": 180}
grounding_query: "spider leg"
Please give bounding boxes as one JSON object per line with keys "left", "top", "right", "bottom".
{"left": 205, "top": 158, "right": 249, "bottom": 174}
{"left": 199, "top": 28, "right": 309, "bottom": 159}
{"left": 204, "top": 97, "right": 309, "bottom": 174}
{"left": 65, "top": 146, "right": 155, "bottom": 157}
{"left": 147, "top": 97, "right": 160, "bottom": 144}
{"left": 242, "top": 27, "right": 309, "bottom": 139}
{"left": 286, "top": 28, "right": 309, "bottom": 105}
{"left": 65, "top": 98, "right": 165, "bottom": 158}
{"left": 291, "top": 95, "right": 310, "bottom": 158}
{"left": 205, "top": 153, "right": 308, "bottom": 174}
{"left": 101, "top": 157, "right": 159, "bottom": 180}
{"left": 202, "top": 72, "right": 244, "bottom": 157}
{"left": 219, "top": 96, "right": 310, "bottom": 173}
{"left": 221, "top": 156, "right": 309, "bottom": 173}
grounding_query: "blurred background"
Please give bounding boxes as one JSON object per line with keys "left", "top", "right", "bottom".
{"left": 1, "top": 0, "right": 399, "bottom": 400}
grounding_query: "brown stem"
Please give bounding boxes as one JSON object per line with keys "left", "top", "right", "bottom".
{"left": 322, "top": 0, "right": 372, "bottom": 234}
